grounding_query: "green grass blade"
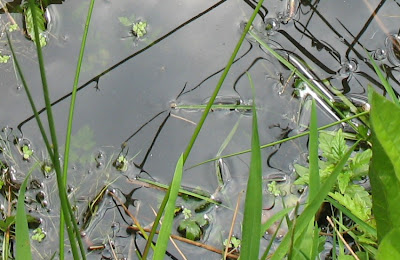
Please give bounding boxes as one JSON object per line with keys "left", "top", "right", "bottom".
{"left": 189, "top": 111, "right": 369, "bottom": 168}
{"left": 145, "top": 2, "right": 265, "bottom": 256}
{"left": 16, "top": 163, "right": 39, "bottom": 260}
{"left": 5, "top": 33, "right": 53, "bottom": 159}
{"left": 308, "top": 99, "right": 319, "bottom": 203}
{"left": 260, "top": 206, "right": 294, "bottom": 237}
{"left": 60, "top": 0, "right": 96, "bottom": 257}
{"left": 261, "top": 218, "right": 285, "bottom": 260}
{"left": 182, "top": 0, "right": 265, "bottom": 163}
{"left": 271, "top": 141, "right": 359, "bottom": 259}
{"left": 310, "top": 222, "right": 320, "bottom": 260}
{"left": 366, "top": 52, "right": 399, "bottom": 106}
{"left": 240, "top": 72, "right": 262, "bottom": 259}
{"left": 136, "top": 177, "right": 223, "bottom": 207}
{"left": 27, "top": 0, "right": 84, "bottom": 258}
{"left": 153, "top": 154, "right": 184, "bottom": 259}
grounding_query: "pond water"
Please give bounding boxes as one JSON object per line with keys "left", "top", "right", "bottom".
{"left": 0, "top": 0, "right": 399, "bottom": 259}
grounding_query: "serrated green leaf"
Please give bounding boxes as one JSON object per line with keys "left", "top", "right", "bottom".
{"left": 337, "top": 172, "right": 351, "bottom": 194}
{"left": 24, "top": 3, "right": 47, "bottom": 47}
{"left": 329, "top": 191, "right": 371, "bottom": 222}
{"left": 319, "top": 130, "right": 348, "bottom": 163}
{"left": 349, "top": 149, "right": 372, "bottom": 178}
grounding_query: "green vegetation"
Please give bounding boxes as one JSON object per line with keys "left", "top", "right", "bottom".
{"left": 2, "top": 0, "right": 400, "bottom": 259}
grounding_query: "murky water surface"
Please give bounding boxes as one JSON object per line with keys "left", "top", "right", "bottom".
{"left": 0, "top": 0, "right": 399, "bottom": 258}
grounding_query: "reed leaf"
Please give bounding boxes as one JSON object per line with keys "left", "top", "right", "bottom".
{"left": 308, "top": 99, "right": 319, "bottom": 203}
{"left": 59, "top": 0, "right": 96, "bottom": 257}
{"left": 144, "top": 1, "right": 265, "bottom": 257}
{"left": 15, "top": 164, "right": 38, "bottom": 260}
{"left": 240, "top": 72, "right": 262, "bottom": 259}
{"left": 153, "top": 154, "right": 184, "bottom": 259}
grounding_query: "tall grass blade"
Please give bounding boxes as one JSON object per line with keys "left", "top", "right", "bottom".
{"left": 145, "top": 1, "right": 265, "bottom": 256}
{"left": 60, "top": 0, "right": 96, "bottom": 257}
{"left": 182, "top": 0, "right": 265, "bottom": 163}
{"left": 240, "top": 72, "right": 262, "bottom": 259}
{"left": 27, "top": 0, "right": 84, "bottom": 258}
{"left": 153, "top": 154, "right": 184, "bottom": 259}
{"left": 366, "top": 52, "right": 399, "bottom": 106}
{"left": 271, "top": 141, "right": 359, "bottom": 259}
{"left": 15, "top": 164, "right": 38, "bottom": 260}
{"left": 260, "top": 206, "right": 294, "bottom": 237}
{"left": 5, "top": 33, "right": 53, "bottom": 159}
{"left": 190, "top": 111, "right": 369, "bottom": 168}
{"left": 308, "top": 99, "right": 319, "bottom": 202}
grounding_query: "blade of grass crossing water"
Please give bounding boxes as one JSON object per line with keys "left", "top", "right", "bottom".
{"left": 240, "top": 72, "right": 262, "bottom": 259}
{"left": 190, "top": 111, "right": 369, "bottom": 168}
{"left": 366, "top": 51, "right": 399, "bottom": 106}
{"left": 16, "top": 163, "right": 39, "bottom": 260}
{"left": 271, "top": 141, "right": 359, "bottom": 260}
{"left": 308, "top": 99, "right": 319, "bottom": 203}
{"left": 60, "top": 0, "right": 96, "bottom": 258}
{"left": 27, "top": 0, "right": 84, "bottom": 258}
{"left": 153, "top": 154, "right": 184, "bottom": 259}
{"left": 5, "top": 33, "right": 53, "bottom": 159}
{"left": 144, "top": 1, "right": 265, "bottom": 257}
{"left": 259, "top": 206, "right": 294, "bottom": 237}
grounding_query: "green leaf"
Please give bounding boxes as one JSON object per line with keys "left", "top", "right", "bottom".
{"left": 118, "top": 16, "right": 132, "bottom": 27}
{"left": 377, "top": 228, "right": 400, "bottom": 259}
{"left": 153, "top": 154, "right": 184, "bottom": 259}
{"left": 241, "top": 72, "right": 263, "bottom": 259}
{"left": 271, "top": 142, "right": 358, "bottom": 259}
{"left": 177, "top": 219, "right": 202, "bottom": 241}
{"left": 319, "top": 130, "right": 348, "bottom": 163}
{"left": 0, "top": 216, "right": 16, "bottom": 232}
{"left": 308, "top": 99, "right": 319, "bottom": 202}
{"left": 0, "top": 54, "right": 10, "bottom": 63}
{"left": 329, "top": 191, "right": 372, "bottom": 222}
{"left": 24, "top": 3, "right": 47, "bottom": 47}
{"left": 32, "top": 227, "right": 46, "bottom": 242}
{"left": 369, "top": 89, "right": 400, "bottom": 241}
{"left": 16, "top": 166, "right": 36, "bottom": 260}
{"left": 349, "top": 149, "right": 372, "bottom": 178}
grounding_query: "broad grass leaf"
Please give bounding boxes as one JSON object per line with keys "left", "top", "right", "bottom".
{"left": 308, "top": 99, "right": 319, "bottom": 202}
{"left": 240, "top": 72, "right": 262, "bottom": 259}
{"left": 377, "top": 228, "right": 400, "bottom": 259}
{"left": 16, "top": 169, "right": 34, "bottom": 260}
{"left": 369, "top": 89, "right": 400, "bottom": 241}
{"left": 153, "top": 154, "right": 184, "bottom": 259}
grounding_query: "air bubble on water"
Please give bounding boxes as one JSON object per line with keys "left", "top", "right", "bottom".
{"left": 373, "top": 48, "right": 387, "bottom": 61}
{"left": 338, "top": 59, "right": 358, "bottom": 77}
{"left": 264, "top": 18, "right": 280, "bottom": 35}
